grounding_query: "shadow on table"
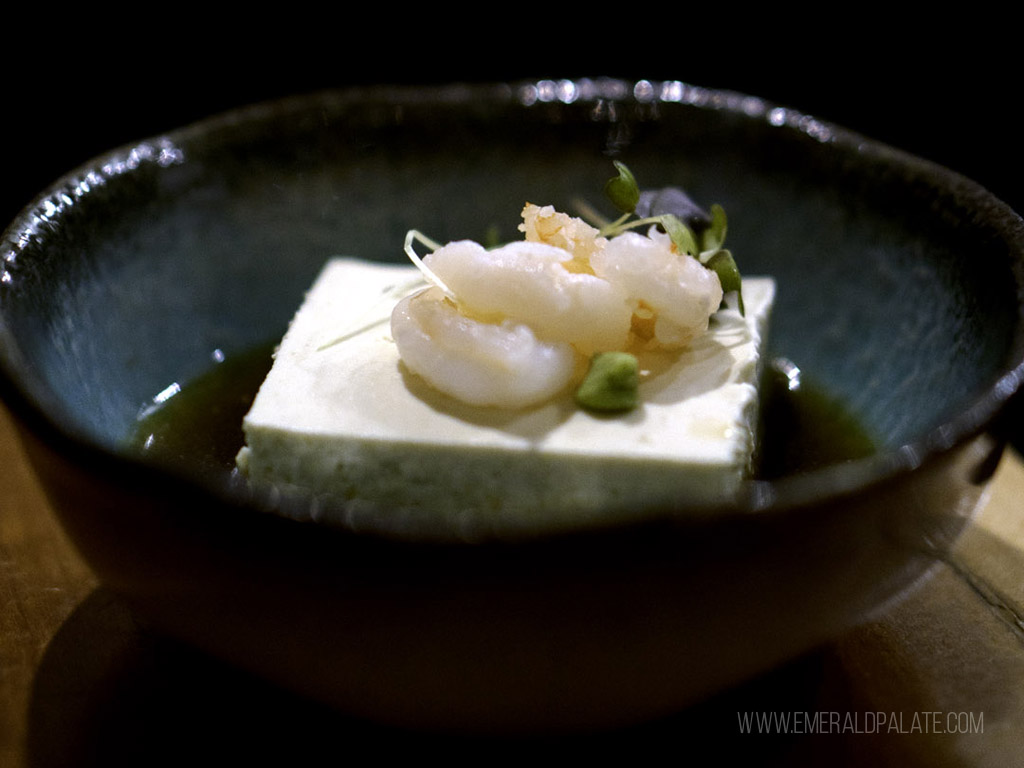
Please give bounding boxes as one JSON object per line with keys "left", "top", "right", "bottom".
{"left": 26, "top": 583, "right": 973, "bottom": 767}
{"left": 25, "top": 588, "right": 852, "bottom": 766}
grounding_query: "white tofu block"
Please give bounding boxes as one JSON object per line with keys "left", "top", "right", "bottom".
{"left": 238, "top": 258, "right": 775, "bottom": 539}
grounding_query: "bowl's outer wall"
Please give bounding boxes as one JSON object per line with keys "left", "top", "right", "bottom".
{"left": 1, "top": 86, "right": 1019, "bottom": 453}
{"left": 13, "top": 400, "right": 998, "bottom": 730}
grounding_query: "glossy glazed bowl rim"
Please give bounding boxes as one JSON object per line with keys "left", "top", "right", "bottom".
{"left": 2, "top": 78, "right": 1023, "bottom": 537}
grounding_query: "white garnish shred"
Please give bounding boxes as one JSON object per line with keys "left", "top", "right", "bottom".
{"left": 404, "top": 229, "right": 458, "bottom": 302}
{"left": 317, "top": 274, "right": 426, "bottom": 351}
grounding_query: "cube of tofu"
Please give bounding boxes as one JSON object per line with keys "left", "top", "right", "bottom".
{"left": 237, "top": 258, "right": 775, "bottom": 539}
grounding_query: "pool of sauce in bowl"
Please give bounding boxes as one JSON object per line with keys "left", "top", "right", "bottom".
{"left": 756, "top": 361, "right": 877, "bottom": 480}
{"left": 131, "top": 343, "right": 279, "bottom": 485}
{"left": 130, "top": 346, "right": 876, "bottom": 487}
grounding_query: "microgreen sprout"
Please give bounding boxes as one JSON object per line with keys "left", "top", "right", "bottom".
{"left": 592, "top": 162, "right": 745, "bottom": 315}
{"left": 705, "top": 249, "right": 744, "bottom": 316}
{"left": 703, "top": 203, "right": 728, "bottom": 253}
{"left": 604, "top": 160, "right": 640, "bottom": 216}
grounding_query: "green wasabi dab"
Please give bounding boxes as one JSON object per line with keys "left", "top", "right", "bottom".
{"left": 575, "top": 352, "right": 640, "bottom": 413}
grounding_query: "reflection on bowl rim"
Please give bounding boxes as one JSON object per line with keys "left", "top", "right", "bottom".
{"left": 1, "top": 77, "right": 1023, "bottom": 536}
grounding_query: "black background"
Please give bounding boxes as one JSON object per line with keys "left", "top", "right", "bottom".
{"left": 2, "top": 30, "right": 1020, "bottom": 228}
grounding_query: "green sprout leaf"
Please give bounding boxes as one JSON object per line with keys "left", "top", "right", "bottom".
{"left": 575, "top": 352, "right": 640, "bottom": 413}
{"left": 701, "top": 203, "right": 728, "bottom": 253}
{"left": 589, "top": 161, "right": 745, "bottom": 320}
{"left": 705, "top": 249, "right": 745, "bottom": 316}
{"left": 659, "top": 214, "right": 700, "bottom": 257}
{"left": 483, "top": 223, "right": 502, "bottom": 249}
{"left": 604, "top": 161, "right": 640, "bottom": 214}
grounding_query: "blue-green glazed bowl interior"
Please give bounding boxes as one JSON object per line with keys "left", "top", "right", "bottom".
{"left": 1, "top": 80, "right": 1022, "bottom": 511}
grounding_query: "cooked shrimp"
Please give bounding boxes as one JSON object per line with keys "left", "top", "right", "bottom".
{"left": 518, "top": 203, "right": 606, "bottom": 268}
{"left": 590, "top": 229, "right": 723, "bottom": 348}
{"left": 393, "top": 204, "right": 726, "bottom": 409}
{"left": 391, "top": 287, "right": 577, "bottom": 409}
{"left": 424, "top": 239, "right": 633, "bottom": 355}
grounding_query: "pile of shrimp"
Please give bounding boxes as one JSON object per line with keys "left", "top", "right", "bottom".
{"left": 390, "top": 204, "right": 723, "bottom": 409}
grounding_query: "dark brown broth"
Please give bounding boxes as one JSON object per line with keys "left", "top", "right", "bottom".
{"left": 756, "top": 364, "right": 876, "bottom": 479}
{"left": 131, "top": 343, "right": 278, "bottom": 484}
{"left": 130, "top": 345, "right": 876, "bottom": 486}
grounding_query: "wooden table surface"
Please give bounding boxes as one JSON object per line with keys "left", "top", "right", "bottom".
{"left": 3, "top": 401, "right": 1024, "bottom": 766}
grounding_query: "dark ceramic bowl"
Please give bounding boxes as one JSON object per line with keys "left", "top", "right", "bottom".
{"left": 2, "top": 79, "right": 1023, "bottom": 732}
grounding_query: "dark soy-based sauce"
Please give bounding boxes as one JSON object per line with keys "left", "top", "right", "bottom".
{"left": 131, "top": 345, "right": 877, "bottom": 491}
{"left": 756, "top": 363, "right": 877, "bottom": 480}
{"left": 131, "top": 343, "right": 278, "bottom": 484}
